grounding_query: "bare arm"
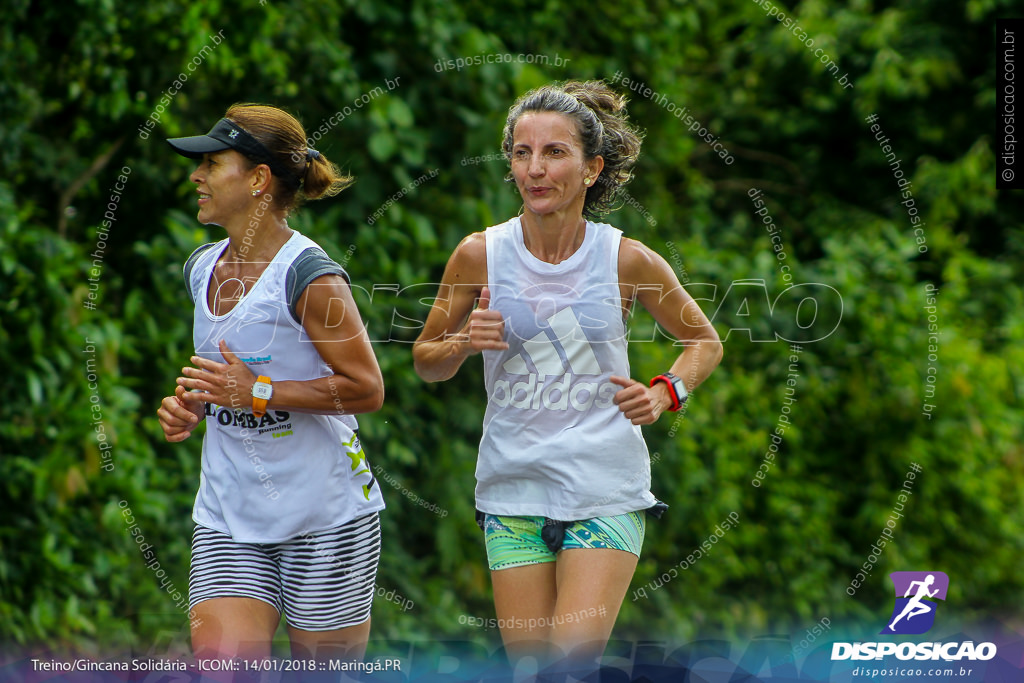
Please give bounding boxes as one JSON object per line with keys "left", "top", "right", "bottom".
{"left": 177, "top": 274, "right": 384, "bottom": 415}
{"left": 611, "top": 238, "right": 723, "bottom": 424}
{"left": 412, "top": 232, "right": 508, "bottom": 382}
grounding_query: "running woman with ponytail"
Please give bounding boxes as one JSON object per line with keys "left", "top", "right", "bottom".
{"left": 156, "top": 104, "right": 385, "bottom": 662}
{"left": 413, "top": 81, "right": 722, "bottom": 668}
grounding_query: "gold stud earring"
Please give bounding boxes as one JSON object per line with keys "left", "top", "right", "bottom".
{"left": 584, "top": 178, "right": 591, "bottom": 185}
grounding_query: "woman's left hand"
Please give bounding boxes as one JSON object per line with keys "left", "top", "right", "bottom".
{"left": 609, "top": 376, "right": 673, "bottom": 425}
{"left": 177, "top": 340, "right": 255, "bottom": 411}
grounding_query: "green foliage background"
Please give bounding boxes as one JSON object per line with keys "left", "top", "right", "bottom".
{"left": 1, "top": 0, "right": 1021, "bottom": 659}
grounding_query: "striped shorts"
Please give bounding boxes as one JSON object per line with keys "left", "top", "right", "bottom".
{"left": 189, "top": 513, "right": 381, "bottom": 631}
{"left": 483, "top": 512, "right": 646, "bottom": 571}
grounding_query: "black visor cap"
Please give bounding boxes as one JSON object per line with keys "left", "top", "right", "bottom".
{"left": 166, "top": 118, "right": 299, "bottom": 186}
{"left": 166, "top": 118, "right": 272, "bottom": 163}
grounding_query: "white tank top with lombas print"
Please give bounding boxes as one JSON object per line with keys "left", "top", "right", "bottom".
{"left": 189, "top": 231, "right": 384, "bottom": 543}
{"left": 477, "top": 217, "right": 657, "bottom": 520}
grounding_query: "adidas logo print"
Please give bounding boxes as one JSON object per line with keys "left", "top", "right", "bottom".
{"left": 502, "top": 307, "right": 601, "bottom": 376}
{"left": 492, "top": 306, "right": 619, "bottom": 412}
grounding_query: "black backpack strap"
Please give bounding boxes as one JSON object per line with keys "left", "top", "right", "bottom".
{"left": 182, "top": 242, "right": 219, "bottom": 304}
{"left": 285, "top": 247, "right": 350, "bottom": 324}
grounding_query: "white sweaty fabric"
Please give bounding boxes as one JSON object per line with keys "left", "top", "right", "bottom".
{"left": 188, "top": 231, "right": 384, "bottom": 543}
{"left": 476, "top": 217, "right": 657, "bottom": 520}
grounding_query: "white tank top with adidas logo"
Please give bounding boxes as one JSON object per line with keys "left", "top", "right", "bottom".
{"left": 189, "top": 231, "right": 384, "bottom": 543}
{"left": 478, "top": 217, "right": 657, "bottom": 520}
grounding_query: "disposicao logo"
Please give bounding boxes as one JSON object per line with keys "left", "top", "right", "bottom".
{"left": 882, "top": 570, "right": 948, "bottom": 635}
{"left": 831, "top": 571, "right": 997, "bottom": 663}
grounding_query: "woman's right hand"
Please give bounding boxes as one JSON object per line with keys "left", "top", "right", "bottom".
{"left": 157, "top": 384, "right": 206, "bottom": 442}
{"left": 457, "top": 286, "right": 509, "bottom": 355}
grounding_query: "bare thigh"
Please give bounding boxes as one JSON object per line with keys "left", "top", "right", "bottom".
{"left": 191, "top": 597, "right": 281, "bottom": 660}
{"left": 287, "top": 618, "right": 372, "bottom": 661}
{"left": 491, "top": 561, "right": 558, "bottom": 661}
{"left": 552, "top": 548, "right": 638, "bottom": 663}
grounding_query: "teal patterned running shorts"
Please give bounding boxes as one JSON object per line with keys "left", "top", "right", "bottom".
{"left": 483, "top": 512, "right": 646, "bottom": 571}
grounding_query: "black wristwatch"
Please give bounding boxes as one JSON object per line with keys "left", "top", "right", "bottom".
{"left": 650, "top": 372, "right": 688, "bottom": 411}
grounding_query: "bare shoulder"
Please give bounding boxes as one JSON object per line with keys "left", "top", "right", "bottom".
{"left": 297, "top": 272, "right": 350, "bottom": 309}
{"left": 445, "top": 231, "right": 485, "bottom": 278}
{"left": 618, "top": 237, "right": 670, "bottom": 285}
{"left": 453, "top": 231, "right": 486, "bottom": 263}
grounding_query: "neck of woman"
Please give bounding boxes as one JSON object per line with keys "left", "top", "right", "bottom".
{"left": 221, "top": 209, "right": 292, "bottom": 263}
{"left": 520, "top": 208, "right": 587, "bottom": 264}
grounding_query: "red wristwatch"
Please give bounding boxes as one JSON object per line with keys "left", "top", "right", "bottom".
{"left": 650, "top": 372, "right": 688, "bottom": 412}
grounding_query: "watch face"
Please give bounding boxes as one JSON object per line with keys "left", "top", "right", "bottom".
{"left": 663, "top": 373, "right": 686, "bottom": 403}
{"left": 671, "top": 376, "right": 688, "bottom": 402}
{"left": 252, "top": 383, "right": 273, "bottom": 400}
